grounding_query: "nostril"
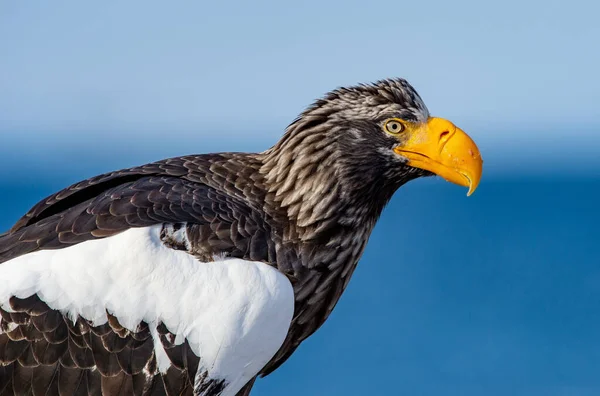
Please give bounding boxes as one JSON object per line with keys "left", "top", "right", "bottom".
{"left": 440, "top": 130, "right": 450, "bottom": 140}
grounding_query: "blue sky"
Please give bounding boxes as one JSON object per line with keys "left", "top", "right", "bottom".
{"left": 1, "top": 0, "right": 599, "bottom": 177}
{"left": 1, "top": 2, "right": 600, "bottom": 395}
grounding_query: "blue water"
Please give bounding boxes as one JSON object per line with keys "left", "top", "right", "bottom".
{"left": 1, "top": 175, "right": 599, "bottom": 396}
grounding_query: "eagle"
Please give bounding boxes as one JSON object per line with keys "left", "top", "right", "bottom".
{"left": 0, "top": 78, "right": 482, "bottom": 396}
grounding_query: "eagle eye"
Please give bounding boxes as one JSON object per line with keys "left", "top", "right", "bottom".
{"left": 384, "top": 119, "right": 405, "bottom": 134}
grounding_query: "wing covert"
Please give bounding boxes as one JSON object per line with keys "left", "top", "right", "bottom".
{"left": 1, "top": 155, "right": 275, "bottom": 265}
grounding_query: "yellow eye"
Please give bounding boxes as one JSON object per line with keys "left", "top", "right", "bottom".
{"left": 384, "top": 119, "right": 405, "bottom": 134}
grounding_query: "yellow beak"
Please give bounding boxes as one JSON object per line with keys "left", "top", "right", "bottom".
{"left": 393, "top": 117, "right": 483, "bottom": 196}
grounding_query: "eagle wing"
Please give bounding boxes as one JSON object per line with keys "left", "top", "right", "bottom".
{"left": 2, "top": 155, "right": 274, "bottom": 264}
{"left": 0, "top": 155, "right": 291, "bottom": 396}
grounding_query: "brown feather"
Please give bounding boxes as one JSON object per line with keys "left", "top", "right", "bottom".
{"left": 68, "top": 336, "right": 95, "bottom": 369}
{"left": 100, "top": 372, "right": 133, "bottom": 396}
{"left": 32, "top": 364, "right": 60, "bottom": 396}
{"left": 0, "top": 364, "right": 14, "bottom": 395}
{"left": 17, "top": 345, "right": 38, "bottom": 367}
{"left": 90, "top": 334, "right": 121, "bottom": 377}
{"left": 85, "top": 369, "right": 102, "bottom": 396}
{"left": 11, "top": 363, "right": 33, "bottom": 395}
{"left": 57, "top": 366, "right": 86, "bottom": 396}
{"left": 8, "top": 295, "right": 49, "bottom": 316}
{"left": 32, "top": 338, "right": 67, "bottom": 365}
{"left": 0, "top": 336, "right": 28, "bottom": 363}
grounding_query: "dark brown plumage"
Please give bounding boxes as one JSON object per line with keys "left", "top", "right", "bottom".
{"left": 0, "top": 78, "right": 482, "bottom": 395}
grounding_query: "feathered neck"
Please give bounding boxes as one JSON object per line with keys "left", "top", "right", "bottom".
{"left": 258, "top": 116, "right": 413, "bottom": 242}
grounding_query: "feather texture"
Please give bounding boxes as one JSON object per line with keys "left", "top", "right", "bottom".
{"left": 0, "top": 227, "right": 294, "bottom": 395}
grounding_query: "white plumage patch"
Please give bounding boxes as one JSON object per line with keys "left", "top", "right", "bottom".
{"left": 0, "top": 225, "right": 295, "bottom": 395}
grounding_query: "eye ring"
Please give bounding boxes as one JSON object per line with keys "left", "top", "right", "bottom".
{"left": 384, "top": 119, "right": 405, "bottom": 134}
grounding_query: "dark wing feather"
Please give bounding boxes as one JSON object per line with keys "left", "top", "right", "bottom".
{"left": 8, "top": 158, "right": 190, "bottom": 234}
{"left": 1, "top": 154, "right": 275, "bottom": 265}
{"left": 0, "top": 296, "right": 223, "bottom": 396}
{"left": 0, "top": 154, "right": 273, "bottom": 395}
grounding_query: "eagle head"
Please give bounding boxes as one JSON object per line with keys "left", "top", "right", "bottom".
{"left": 262, "top": 78, "right": 483, "bottom": 231}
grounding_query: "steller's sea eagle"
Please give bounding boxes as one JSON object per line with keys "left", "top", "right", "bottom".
{"left": 0, "top": 78, "right": 482, "bottom": 396}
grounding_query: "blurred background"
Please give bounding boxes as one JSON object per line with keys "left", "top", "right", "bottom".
{"left": 1, "top": 1, "right": 599, "bottom": 395}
